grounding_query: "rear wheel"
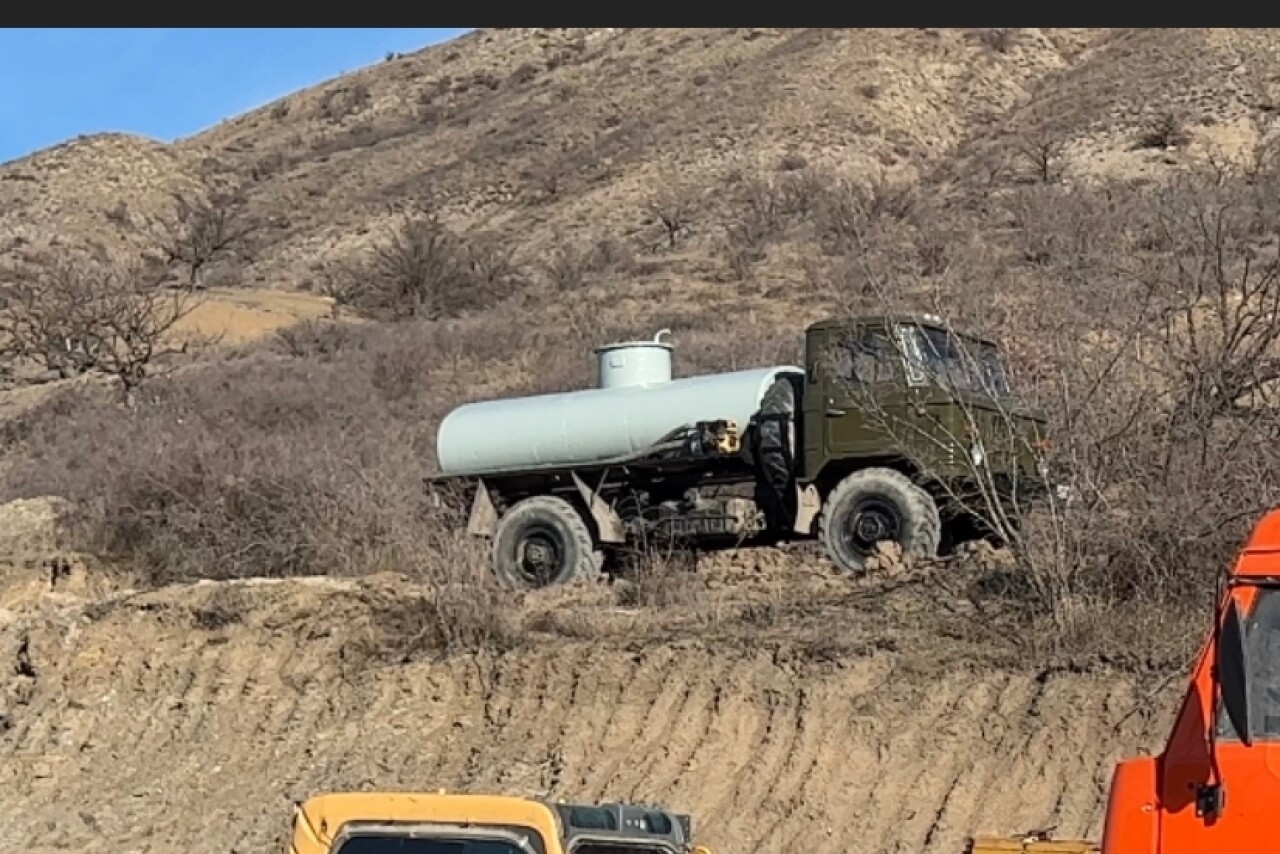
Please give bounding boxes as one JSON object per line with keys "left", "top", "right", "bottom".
{"left": 820, "top": 468, "right": 940, "bottom": 573}
{"left": 491, "top": 496, "right": 603, "bottom": 589}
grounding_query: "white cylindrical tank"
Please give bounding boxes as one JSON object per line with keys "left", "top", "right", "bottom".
{"left": 436, "top": 364, "right": 805, "bottom": 476}
{"left": 596, "top": 329, "right": 673, "bottom": 388}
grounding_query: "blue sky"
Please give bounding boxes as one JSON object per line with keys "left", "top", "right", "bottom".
{"left": 0, "top": 28, "right": 471, "bottom": 164}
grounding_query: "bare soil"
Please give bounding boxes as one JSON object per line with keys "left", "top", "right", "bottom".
{"left": 0, "top": 534, "right": 1179, "bottom": 854}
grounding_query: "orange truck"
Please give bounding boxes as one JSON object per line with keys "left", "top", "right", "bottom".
{"left": 969, "top": 506, "right": 1280, "bottom": 853}
{"left": 288, "top": 791, "right": 713, "bottom": 854}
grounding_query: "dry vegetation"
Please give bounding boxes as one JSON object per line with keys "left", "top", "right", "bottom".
{"left": 6, "top": 29, "right": 1280, "bottom": 676}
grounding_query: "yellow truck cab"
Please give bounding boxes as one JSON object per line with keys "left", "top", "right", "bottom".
{"left": 289, "top": 792, "right": 713, "bottom": 854}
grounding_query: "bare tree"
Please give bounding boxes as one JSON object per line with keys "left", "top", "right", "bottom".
{"left": 648, "top": 182, "right": 696, "bottom": 249}
{"left": 1013, "top": 130, "right": 1064, "bottom": 184}
{"left": 0, "top": 255, "right": 205, "bottom": 401}
{"left": 155, "top": 191, "right": 258, "bottom": 289}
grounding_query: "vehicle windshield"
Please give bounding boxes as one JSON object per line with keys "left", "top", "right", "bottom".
{"left": 1217, "top": 586, "right": 1280, "bottom": 743}
{"left": 335, "top": 835, "right": 533, "bottom": 854}
{"left": 897, "top": 324, "right": 1011, "bottom": 397}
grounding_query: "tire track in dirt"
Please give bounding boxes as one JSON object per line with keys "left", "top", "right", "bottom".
{"left": 0, "top": 577, "right": 1182, "bottom": 854}
{"left": 580, "top": 647, "right": 679, "bottom": 797}
{"left": 794, "top": 659, "right": 900, "bottom": 854}
{"left": 853, "top": 672, "right": 971, "bottom": 852}
{"left": 624, "top": 652, "right": 730, "bottom": 807}
{"left": 915, "top": 674, "right": 1038, "bottom": 847}
{"left": 598, "top": 651, "right": 715, "bottom": 803}
{"left": 898, "top": 676, "right": 1007, "bottom": 852}
{"left": 706, "top": 673, "right": 806, "bottom": 846}
{"left": 750, "top": 680, "right": 841, "bottom": 853}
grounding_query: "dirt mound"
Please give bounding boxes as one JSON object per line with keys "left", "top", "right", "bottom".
{"left": 0, "top": 565, "right": 1177, "bottom": 854}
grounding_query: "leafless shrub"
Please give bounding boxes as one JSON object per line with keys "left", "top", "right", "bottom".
{"left": 1137, "top": 111, "right": 1189, "bottom": 150}
{"left": 348, "top": 534, "right": 524, "bottom": 663}
{"left": 505, "top": 62, "right": 540, "bottom": 88}
{"left": 316, "top": 82, "right": 371, "bottom": 121}
{"left": 970, "top": 28, "right": 1017, "bottom": 53}
{"left": 778, "top": 151, "right": 809, "bottom": 171}
{"left": 540, "top": 235, "right": 635, "bottom": 294}
{"left": 0, "top": 255, "right": 206, "bottom": 400}
{"left": 273, "top": 318, "right": 358, "bottom": 362}
{"left": 250, "top": 152, "right": 288, "bottom": 181}
{"left": 335, "top": 207, "right": 522, "bottom": 320}
{"left": 722, "top": 169, "right": 829, "bottom": 277}
{"left": 542, "top": 241, "right": 590, "bottom": 293}
{"left": 105, "top": 200, "right": 130, "bottom": 227}
{"left": 613, "top": 538, "right": 706, "bottom": 610}
{"left": 526, "top": 157, "right": 571, "bottom": 201}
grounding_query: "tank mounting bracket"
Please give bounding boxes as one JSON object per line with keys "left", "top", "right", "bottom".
{"left": 572, "top": 471, "right": 626, "bottom": 544}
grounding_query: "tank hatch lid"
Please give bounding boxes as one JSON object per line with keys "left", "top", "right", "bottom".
{"left": 593, "top": 328, "right": 674, "bottom": 354}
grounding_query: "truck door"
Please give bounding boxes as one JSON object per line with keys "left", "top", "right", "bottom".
{"left": 1159, "top": 586, "right": 1280, "bottom": 853}
{"left": 810, "top": 325, "right": 914, "bottom": 466}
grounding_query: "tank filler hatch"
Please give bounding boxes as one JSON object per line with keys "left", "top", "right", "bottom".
{"left": 594, "top": 329, "right": 674, "bottom": 389}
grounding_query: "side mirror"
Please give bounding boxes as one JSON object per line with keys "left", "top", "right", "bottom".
{"left": 1217, "top": 595, "right": 1253, "bottom": 747}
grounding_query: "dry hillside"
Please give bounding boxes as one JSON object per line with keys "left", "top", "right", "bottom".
{"left": 4, "top": 27, "right": 1280, "bottom": 853}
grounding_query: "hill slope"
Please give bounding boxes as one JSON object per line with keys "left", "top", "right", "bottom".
{"left": 6, "top": 29, "right": 1280, "bottom": 302}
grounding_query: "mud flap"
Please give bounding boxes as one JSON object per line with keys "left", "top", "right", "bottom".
{"left": 793, "top": 483, "right": 821, "bottom": 536}
{"left": 572, "top": 471, "right": 626, "bottom": 545}
{"left": 466, "top": 479, "right": 498, "bottom": 537}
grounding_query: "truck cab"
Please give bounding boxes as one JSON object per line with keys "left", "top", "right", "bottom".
{"left": 1099, "top": 508, "right": 1280, "bottom": 853}
{"left": 798, "top": 314, "right": 1051, "bottom": 560}
{"left": 288, "top": 792, "right": 712, "bottom": 854}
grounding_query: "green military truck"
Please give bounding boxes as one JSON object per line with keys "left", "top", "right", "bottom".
{"left": 429, "top": 314, "right": 1057, "bottom": 589}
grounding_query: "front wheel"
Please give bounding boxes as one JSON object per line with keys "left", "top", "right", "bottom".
{"left": 819, "top": 468, "right": 940, "bottom": 573}
{"left": 491, "top": 496, "right": 603, "bottom": 589}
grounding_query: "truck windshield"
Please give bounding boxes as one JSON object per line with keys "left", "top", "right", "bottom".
{"left": 336, "top": 836, "right": 532, "bottom": 854}
{"left": 1217, "top": 586, "right": 1280, "bottom": 743}
{"left": 898, "top": 324, "right": 1011, "bottom": 397}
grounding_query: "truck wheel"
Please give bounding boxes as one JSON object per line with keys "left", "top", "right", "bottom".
{"left": 491, "top": 496, "right": 603, "bottom": 589}
{"left": 820, "top": 468, "right": 940, "bottom": 573}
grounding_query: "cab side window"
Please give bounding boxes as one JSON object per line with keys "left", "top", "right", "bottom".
{"left": 837, "top": 330, "right": 900, "bottom": 386}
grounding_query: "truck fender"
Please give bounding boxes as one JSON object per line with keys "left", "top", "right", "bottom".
{"left": 1099, "top": 756, "right": 1158, "bottom": 854}
{"left": 572, "top": 472, "right": 627, "bottom": 545}
{"left": 466, "top": 479, "right": 499, "bottom": 537}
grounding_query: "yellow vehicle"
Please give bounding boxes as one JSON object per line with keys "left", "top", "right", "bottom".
{"left": 288, "top": 791, "right": 714, "bottom": 854}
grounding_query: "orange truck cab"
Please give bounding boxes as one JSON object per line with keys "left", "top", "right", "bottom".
{"left": 288, "top": 791, "right": 714, "bottom": 854}
{"left": 1100, "top": 507, "right": 1280, "bottom": 853}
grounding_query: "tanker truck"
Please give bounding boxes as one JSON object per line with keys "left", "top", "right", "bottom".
{"left": 428, "top": 314, "right": 1054, "bottom": 588}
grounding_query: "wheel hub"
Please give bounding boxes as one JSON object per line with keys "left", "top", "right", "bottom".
{"left": 517, "top": 528, "right": 565, "bottom": 583}
{"left": 846, "top": 501, "right": 901, "bottom": 554}
{"left": 854, "top": 512, "right": 889, "bottom": 542}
